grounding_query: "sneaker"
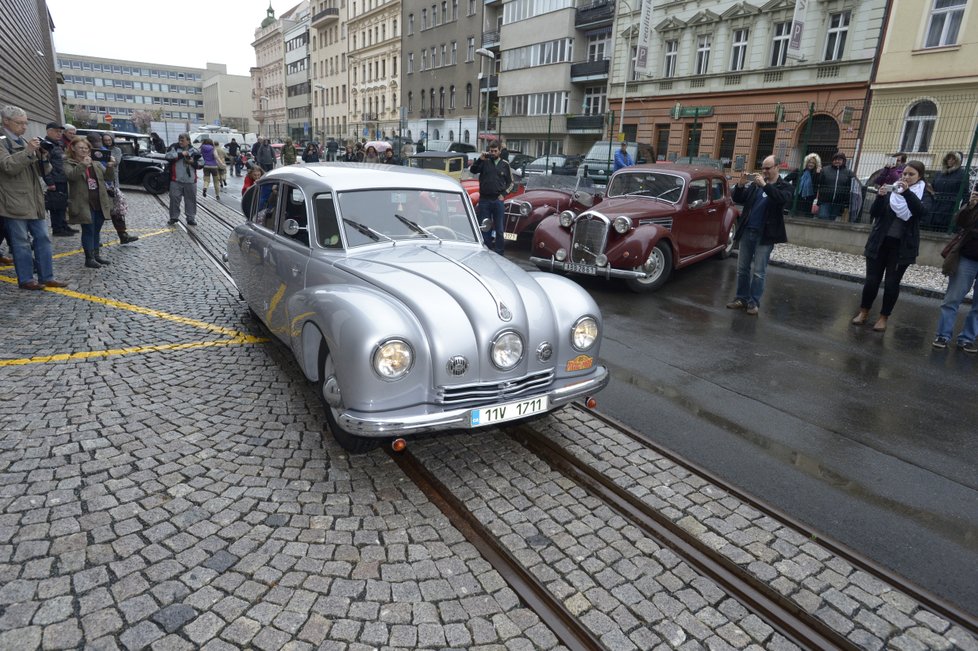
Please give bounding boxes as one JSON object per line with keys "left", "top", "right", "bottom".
{"left": 726, "top": 298, "right": 747, "bottom": 310}
{"left": 202, "top": 188, "right": 207, "bottom": 197}
{"left": 120, "top": 234, "right": 139, "bottom": 244}
{"left": 167, "top": 219, "right": 179, "bottom": 225}
{"left": 52, "top": 229, "right": 75, "bottom": 237}
{"left": 745, "top": 303, "right": 759, "bottom": 316}
{"left": 958, "top": 340, "right": 978, "bottom": 354}
{"left": 41, "top": 280, "right": 68, "bottom": 288}
{"left": 932, "top": 336, "right": 949, "bottom": 349}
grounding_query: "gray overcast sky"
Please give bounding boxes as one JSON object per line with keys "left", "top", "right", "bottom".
{"left": 46, "top": 0, "right": 298, "bottom": 77}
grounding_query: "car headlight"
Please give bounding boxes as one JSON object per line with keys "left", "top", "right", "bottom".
{"left": 613, "top": 216, "right": 631, "bottom": 234}
{"left": 490, "top": 331, "right": 524, "bottom": 370}
{"left": 372, "top": 339, "right": 413, "bottom": 380}
{"left": 519, "top": 203, "right": 531, "bottom": 216}
{"left": 571, "top": 316, "right": 598, "bottom": 351}
{"left": 559, "top": 210, "right": 575, "bottom": 227}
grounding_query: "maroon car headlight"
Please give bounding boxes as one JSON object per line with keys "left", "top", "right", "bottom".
{"left": 519, "top": 203, "right": 531, "bottom": 216}
{"left": 559, "top": 210, "right": 575, "bottom": 228}
{"left": 613, "top": 216, "right": 631, "bottom": 234}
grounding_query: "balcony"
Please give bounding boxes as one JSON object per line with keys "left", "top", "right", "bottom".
{"left": 570, "top": 59, "right": 610, "bottom": 82}
{"left": 567, "top": 114, "right": 605, "bottom": 134}
{"left": 361, "top": 112, "right": 379, "bottom": 122}
{"left": 482, "top": 31, "right": 499, "bottom": 48}
{"left": 575, "top": 0, "right": 614, "bottom": 29}
{"left": 311, "top": 7, "right": 340, "bottom": 27}
{"left": 479, "top": 75, "right": 498, "bottom": 92}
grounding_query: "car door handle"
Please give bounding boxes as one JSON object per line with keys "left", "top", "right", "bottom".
{"left": 707, "top": 208, "right": 717, "bottom": 213}
{"left": 262, "top": 248, "right": 270, "bottom": 262}
{"left": 290, "top": 265, "right": 300, "bottom": 277}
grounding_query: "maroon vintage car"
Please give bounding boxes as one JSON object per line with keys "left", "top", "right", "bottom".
{"left": 502, "top": 174, "right": 602, "bottom": 245}
{"left": 530, "top": 164, "right": 739, "bottom": 292}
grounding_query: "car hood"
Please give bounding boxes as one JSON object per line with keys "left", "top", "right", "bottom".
{"left": 589, "top": 196, "right": 678, "bottom": 218}
{"left": 334, "top": 245, "right": 556, "bottom": 372}
{"left": 510, "top": 188, "right": 574, "bottom": 207}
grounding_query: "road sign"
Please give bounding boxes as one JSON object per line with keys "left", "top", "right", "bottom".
{"left": 104, "top": 115, "right": 113, "bottom": 123}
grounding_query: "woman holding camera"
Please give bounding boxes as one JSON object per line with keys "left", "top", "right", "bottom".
{"left": 65, "top": 137, "right": 116, "bottom": 269}
{"left": 851, "top": 161, "right": 927, "bottom": 331}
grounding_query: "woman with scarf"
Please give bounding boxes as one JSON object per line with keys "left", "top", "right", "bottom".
{"left": 792, "top": 153, "right": 821, "bottom": 216}
{"left": 65, "top": 136, "right": 116, "bottom": 269}
{"left": 199, "top": 138, "right": 221, "bottom": 200}
{"left": 100, "top": 133, "right": 138, "bottom": 244}
{"left": 851, "top": 161, "right": 928, "bottom": 332}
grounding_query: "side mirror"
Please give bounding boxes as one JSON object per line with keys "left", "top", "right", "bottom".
{"left": 480, "top": 218, "right": 492, "bottom": 232}
{"left": 689, "top": 199, "right": 706, "bottom": 209}
{"left": 283, "top": 218, "right": 306, "bottom": 236}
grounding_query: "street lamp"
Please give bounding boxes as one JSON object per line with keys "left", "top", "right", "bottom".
{"left": 314, "top": 84, "right": 327, "bottom": 145}
{"left": 617, "top": 0, "right": 634, "bottom": 139}
{"left": 259, "top": 95, "right": 270, "bottom": 138}
{"left": 476, "top": 48, "right": 495, "bottom": 146}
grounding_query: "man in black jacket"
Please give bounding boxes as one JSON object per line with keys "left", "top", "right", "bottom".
{"left": 469, "top": 140, "right": 513, "bottom": 254}
{"left": 726, "top": 155, "right": 792, "bottom": 315}
{"left": 41, "top": 122, "right": 76, "bottom": 236}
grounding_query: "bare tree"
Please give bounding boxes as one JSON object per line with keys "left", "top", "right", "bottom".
{"left": 132, "top": 110, "right": 154, "bottom": 133}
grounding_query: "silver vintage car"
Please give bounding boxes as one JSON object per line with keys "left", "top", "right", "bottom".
{"left": 229, "top": 163, "right": 609, "bottom": 452}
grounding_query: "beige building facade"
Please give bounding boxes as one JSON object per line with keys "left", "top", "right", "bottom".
{"left": 310, "top": 0, "right": 348, "bottom": 142}
{"left": 859, "top": 0, "right": 978, "bottom": 178}
{"left": 346, "top": 0, "right": 402, "bottom": 141}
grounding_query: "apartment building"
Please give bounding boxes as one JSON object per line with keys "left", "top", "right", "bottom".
{"left": 859, "top": 0, "right": 977, "bottom": 178}
{"left": 310, "top": 0, "right": 348, "bottom": 141}
{"left": 253, "top": 4, "right": 303, "bottom": 140}
{"left": 285, "top": 8, "right": 313, "bottom": 141}
{"left": 58, "top": 55, "right": 206, "bottom": 133}
{"left": 402, "top": 0, "right": 484, "bottom": 146}
{"left": 347, "top": 0, "right": 402, "bottom": 141}
{"left": 609, "top": 0, "right": 886, "bottom": 171}
{"left": 1, "top": 0, "right": 60, "bottom": 131}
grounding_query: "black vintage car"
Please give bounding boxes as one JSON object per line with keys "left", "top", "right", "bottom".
{"left": 76, "top": 129, "right": 169, "bottom": 194}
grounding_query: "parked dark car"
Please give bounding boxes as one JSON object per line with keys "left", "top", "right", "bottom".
{"left": 530, "top": 164, "right": 739, "bottom": 292}
{"left": 502, "top": 173, "right": 601, "bottom": 244}
{"left": 522, "top": 155, "right": 584, "bottom": 177}
{"left": 76, "top": 129, "right": 169, "bottom": 194}
{"left": 508, "top": 153, "right": 535, "bottom": 177}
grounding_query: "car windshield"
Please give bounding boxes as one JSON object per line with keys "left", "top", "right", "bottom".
{"left": 336, "top": 188, "right": 479, "bottom": 247}
{"left": 524, "top": 173, "right": 594, "bottom": 193}
{"left": 527, "top": 156, "right": 566, "bottom": 169}
{"left": 607, "top": 171, "right": 685, "bottom": 203}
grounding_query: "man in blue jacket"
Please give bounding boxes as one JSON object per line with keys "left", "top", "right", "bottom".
{"left": 726, "top": 155, "right": 791, "bottom": 315}
{"left": 614, "top": 141, "right": 633, "bottom": 171}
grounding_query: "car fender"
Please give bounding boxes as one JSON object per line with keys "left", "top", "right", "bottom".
{"left": 288, "top": 285, "right": 434, "bottom": 411}
{"left": 607, "top": 223, "right": 673, "bottom": 268}
{"left": 526, "top": 272, "right": 603, "bottom": 373}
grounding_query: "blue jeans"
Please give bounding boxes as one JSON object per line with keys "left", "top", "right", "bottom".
{"left": 735, "top": 228, "right": 774, "bottom": 307}
{"left": 81, "top": 210, "right": 106, "bottom": 255}
{"left": 479, "top": 198, "right": 506, "bottom": 254}
{"left": 4, "top": 217, "right": 54, "bottom": 284}
{"left": 937, "top": 256, "right": 978, "bottom": 344}
{"left": 818, "top": 201, "right": 843, "bottom": 221}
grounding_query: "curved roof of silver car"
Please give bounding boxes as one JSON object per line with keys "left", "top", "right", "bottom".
{"left": 260, "top": 162, "right": 464, "bottom": 193}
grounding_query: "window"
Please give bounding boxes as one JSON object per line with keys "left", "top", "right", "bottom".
{"left": 450, "top": 85, "right": 456, "bottom": 109}
{"left": 695, "top": 35, "right": 712, "bottom": 74}
{"left": 453, "top": 0, "right": 458, "bottom": 21}
{"left": 408, "top": 13, "right": 414, "bottom": 34}
{"left": 467, "top": 37, "right": 475, "bottom": 61}
{"left": 771, "top": 22, "right": 790, "bottom": 66}
{"left": 469, "top": 0, "right": 476, "bottom": 16}
{"left": 432, "top": 3, "right": 438, "bottom": 25}
{"left": 900, "top": 100, "right": 937, "bottom": 152}
{"left": 587, "top": 31, "right": 610, "bottom": 62}
{"left": 730, "top": 28, "right": 748, "bottom": 71}
{"left": 422, "top": 8, "right": 427, "bottom": 28}
{"left": 663, "top": 40, "right": 678, "bottom": 78}
{"left": 583, "top": 86, "right": 606, "bottom": 115}
{"left": 451, "top": 41, "right": 458, "bottom": 64}
{"left": 824, "top": 11, "right": 849, "bottom": 61}
{"left": 441, "top": 44, "right": 447, "bottom": 66}
{"left": 422, "top": 50, "right": 428, "bottom": 70}
{"left": 925, "top": 0, "right": 966, "bottom": 47}
{"left": 465, "top": 83, "right": 473, "bottom": 108}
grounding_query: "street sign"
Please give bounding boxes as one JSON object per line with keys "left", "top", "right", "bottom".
{"left": 104, "top": 115, "right": 113, "bottom": 123}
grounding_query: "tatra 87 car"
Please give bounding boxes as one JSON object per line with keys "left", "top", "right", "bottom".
{"left": 228, "top": 163, "right": 609, "bottom": 452}
{"left": 530, "top": 164, "right": 739, "bottom": 292}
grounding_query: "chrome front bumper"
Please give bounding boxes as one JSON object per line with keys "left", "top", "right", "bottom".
{"left": 336, "top": 366, "right": 610, "bottom": 437}
{"left": 529, "top": 256, "right": 650, "bottom": 281}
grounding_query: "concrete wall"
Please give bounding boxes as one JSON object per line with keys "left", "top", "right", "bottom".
{"left": 785, "top": 217, "right": 953, "bottom": 268}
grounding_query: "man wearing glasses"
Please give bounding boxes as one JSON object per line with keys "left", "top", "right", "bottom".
{"left": 726, "top": 155, "right": 791, "bottom": 315}
{"left": 0, "top": 105, "right": 68, "bottom": 289}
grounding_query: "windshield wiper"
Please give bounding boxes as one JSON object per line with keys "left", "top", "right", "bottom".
{"left": 394, "top": 213, "right": 440, "bottom": 241}
{"left": 343, "top": 219, "right": 392, "bottom": 242}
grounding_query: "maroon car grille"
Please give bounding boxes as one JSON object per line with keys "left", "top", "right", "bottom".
{"left": 505, "top": 201, "right": 529, "bottom": 226}
{"left": 570, "top": 217, "right": 609, "bottom": 264}
{"left": 437, "top": 369, "right": 555, "bottom": 406}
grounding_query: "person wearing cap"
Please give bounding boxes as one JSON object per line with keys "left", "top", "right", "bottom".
{"left": 0, "top": 105, "right": 68, "bottom": 289}
{"left": 815, "top": 151, "right": 854, "bottom": 221}
{"left": 41, "top": 121, "right": 76, "bottom": 236}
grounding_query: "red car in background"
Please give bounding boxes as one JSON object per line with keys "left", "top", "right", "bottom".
{"left": 530, "top": 164, "right": 738, "bottom": 292}
{"left": 502, "top": 174, "right": 601, "bottom": 245}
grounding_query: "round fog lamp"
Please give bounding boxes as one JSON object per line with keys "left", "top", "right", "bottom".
{"left": 613, "top": 216, "right": 631, "bottom": 234}
{"left": 555, "top": 248, "right": 567, "bottom": 261}
{"left": 373, "top": 339, "right": 414, "bottom": 380}
{"left": 595, "top": 254, "right": 608, "bottom": 267}
{"left": 559, "top": 210, "right": 575, "bottom": 228}
{"left": 571, "top": 316, "right": 598, "bottom": 351}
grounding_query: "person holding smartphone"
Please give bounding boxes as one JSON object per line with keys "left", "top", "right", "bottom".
{"left": 469, "top": 140, "right": 514, "bottom": 255}
{"left": 851, "top": 161, "right": 927, "bottom": 332}
{"left": 933, "top": 187, "right": 978, "bottom": 352}
{"left": 725, "top": 155, "right": 792, "bottom": 316}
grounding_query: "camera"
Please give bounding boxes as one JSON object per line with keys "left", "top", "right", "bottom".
{"left": 39, "top": 140, "right": 54, "bottom": 151}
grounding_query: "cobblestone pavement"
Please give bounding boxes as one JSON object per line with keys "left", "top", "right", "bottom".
{"left": 1, "top": 191, "right": 976, "bottom": 650}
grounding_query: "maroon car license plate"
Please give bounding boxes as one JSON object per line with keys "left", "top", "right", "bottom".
{"left": 503, "top": 232, "right": 518, "bottom": 241}
{"left": 564, "top": 262, "right": 597, "bottom": 275}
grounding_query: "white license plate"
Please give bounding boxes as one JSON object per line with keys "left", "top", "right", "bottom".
{"left": 503, "top": 232, "right": 518, "bottom": 241}
{"left": 470, "top": 395, "right": 549, "bottom": 427}
{"left": 564, "top": 262, "right": 597, "bottom": 275}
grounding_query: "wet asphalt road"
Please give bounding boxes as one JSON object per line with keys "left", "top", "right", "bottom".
{"left": 509, "top": 243, "right": 978, "bottom": 617}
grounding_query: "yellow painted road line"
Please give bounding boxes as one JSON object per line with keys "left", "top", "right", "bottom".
{"left": 50, "top": 227, "right": 174, "bottom": 261}
{"left": 0, "top": 335, "right": 268, "bottom": 367}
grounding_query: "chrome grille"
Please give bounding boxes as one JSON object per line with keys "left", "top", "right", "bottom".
{"left": 505, "top": 200, "right": 530, "bottom": 226}
{"left": 438, "top": 369, "right": 555, "bottom": 406}
{"left": 570, "top": 217, "right": 609, "bottom": 264}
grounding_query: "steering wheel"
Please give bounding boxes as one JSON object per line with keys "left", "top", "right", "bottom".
{"left": 426, "top": 225, "right": 458, "bottom": 240}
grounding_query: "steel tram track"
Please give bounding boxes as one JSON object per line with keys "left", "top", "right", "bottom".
{"left": 162, "top": 192, "right": 977, "bottom": 648}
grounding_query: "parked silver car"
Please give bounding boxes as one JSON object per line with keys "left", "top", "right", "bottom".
{"left": 228, "top": 163, "right": 609, "bottom": 452}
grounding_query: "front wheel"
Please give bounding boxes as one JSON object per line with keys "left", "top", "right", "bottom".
{"left": 625, "top": 241, "right": 673, "bottom": 293}
{"left": 718, "top": 221, "right": 737, "bottom": 259}
{"left": 318, "top": 347, "right": 379, "bottom": 454}
{"left": 142, "top": 171, "right": 169, "bottom": 194}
